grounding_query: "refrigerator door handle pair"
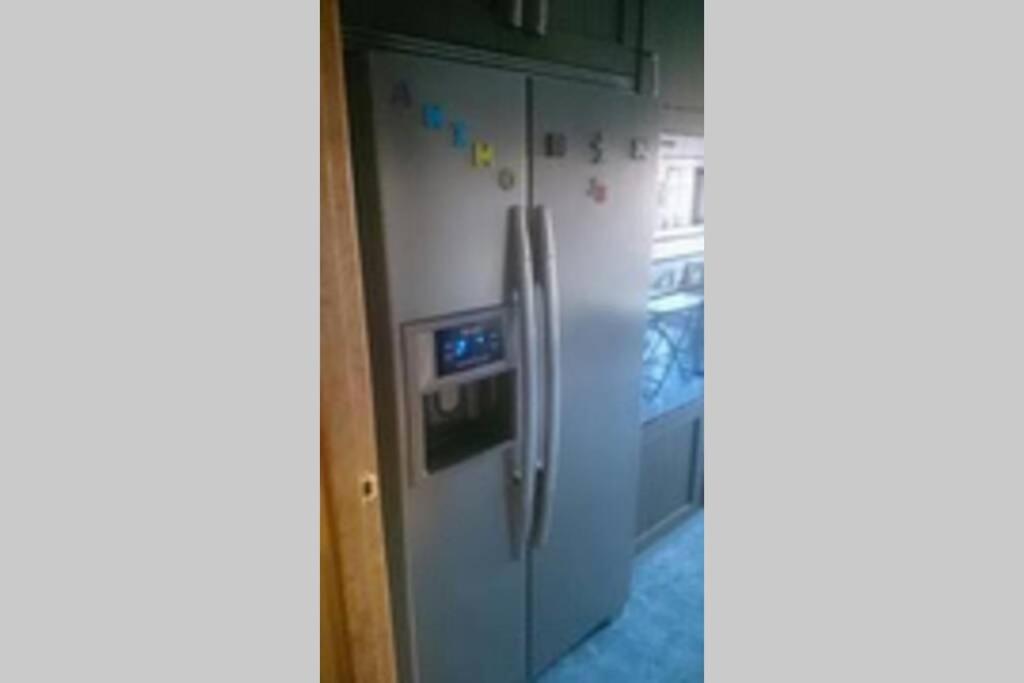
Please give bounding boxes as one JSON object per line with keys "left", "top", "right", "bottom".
{"left": 511, "top": 205, "right": 562, "bottom": 554}
{"left": 509, "top": 204, "right": 561, "bottom": 557}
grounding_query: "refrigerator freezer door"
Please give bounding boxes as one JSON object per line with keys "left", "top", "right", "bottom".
{"left": 528, "top": 78, "right": 658, "bottom": 675}
{"left": 355, "top": 53, "right": 530, "bottom": 683}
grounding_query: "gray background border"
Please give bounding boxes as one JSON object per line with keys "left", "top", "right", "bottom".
{"left": 1, "top": 0, "right": 1022, "bottom": 679}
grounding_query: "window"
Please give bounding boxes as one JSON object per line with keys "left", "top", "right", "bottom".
{"left": 641, "top": 134, "right": 704, "bottom": 422}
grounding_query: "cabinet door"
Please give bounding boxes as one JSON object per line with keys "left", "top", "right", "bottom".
{"left": 523, "top": 0, "right": 641, "bottom": 75}
{"left": 644, "top": 0, "right": 704, "bottom": 109}
{"left": 635, "top": 400, "right": 703, "bottom": 549}
{"left": 342, "top": 0, "right": 642, "bottom": 78}
{"left": 339, "top": 0, "right": 444, "bottom": 42}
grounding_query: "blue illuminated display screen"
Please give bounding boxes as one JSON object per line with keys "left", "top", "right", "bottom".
{"left": 435, "top": 318, "right": 504, "bottom": 377}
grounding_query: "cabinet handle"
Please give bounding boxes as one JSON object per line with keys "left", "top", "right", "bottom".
{"left": 638, "top": 50, "right": 660, "bottom": 97}
{"left": 504, "top": 0, "right": 524, "bottom": 28}
{"left": 525, "top": 0, "right": 548, "bottom": 36}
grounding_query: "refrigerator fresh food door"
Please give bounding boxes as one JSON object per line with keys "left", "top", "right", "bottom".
{"left": 353, "top": 52, "right": 532, "bottom": 683}
{"left": 528, "top": 77, "right": 659, "bottom": 675}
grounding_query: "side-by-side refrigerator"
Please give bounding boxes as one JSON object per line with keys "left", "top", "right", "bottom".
{"left": 347, "top": 50, "right": 658, "bottom": 683}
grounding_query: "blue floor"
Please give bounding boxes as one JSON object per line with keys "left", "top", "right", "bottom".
{"left": 538, "top": 511, "right": 704, "bottom": 683}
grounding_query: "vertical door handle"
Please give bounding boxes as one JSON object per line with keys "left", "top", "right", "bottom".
{"left": 525, "top": 0, "right": 549, "bottom": 35}
{"left": 511, "top": 206, "right": 539, "bottom": 558}
{"left": 532, "top": 206, "right": 561, "bottom": 546}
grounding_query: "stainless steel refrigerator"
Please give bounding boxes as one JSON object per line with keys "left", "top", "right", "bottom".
{"left": 347, "top": 50, "right": 657, "bottom": 683}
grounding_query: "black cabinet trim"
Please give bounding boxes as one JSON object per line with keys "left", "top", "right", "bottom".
{"left": 344, "top": 27, "right": 634, "bottom": 90}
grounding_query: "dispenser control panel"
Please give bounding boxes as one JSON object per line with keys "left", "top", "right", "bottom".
{"left": 435, "top": 318, "right": 504, "bottom": 377}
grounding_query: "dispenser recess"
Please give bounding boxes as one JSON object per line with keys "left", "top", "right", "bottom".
{"left": 402, "top": 307, "right": 520, "bottom": 482}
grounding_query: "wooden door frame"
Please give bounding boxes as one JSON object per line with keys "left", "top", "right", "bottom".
{"left": 321, "top": 0, "right": 397, "bottom": 680}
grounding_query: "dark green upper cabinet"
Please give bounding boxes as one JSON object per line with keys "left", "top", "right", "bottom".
{"left": 341, "top": 0, "right": 643, "bottom": 79}
{"left": 643, "top": 0, "right": 703, "bottom": 109}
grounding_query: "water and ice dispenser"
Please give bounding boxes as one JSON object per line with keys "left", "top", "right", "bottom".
{"left": 402, "top": 308, "right": 520, "bottom": 480}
